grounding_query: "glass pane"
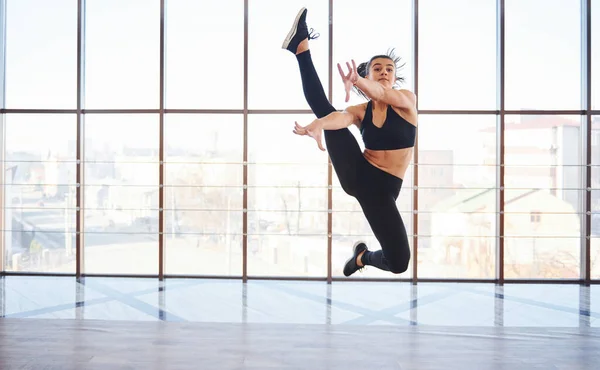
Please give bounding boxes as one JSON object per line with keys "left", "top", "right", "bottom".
{"left": 5, "top": 0, "right": 77, "bottom": 109}
{"left": 247, "top": 114, "right": 328, "bottom": 171}
{"left": 164, "top": 114, "right": 243, "bottom": 276}
{"left": 593, "top": 116, "right": 600, "bottom": 278}
{"left": 418, "top": 192, "right": 496, "bottom": 279}
{"left": 4, "top": 115, "right": 77, "bottom": 162}
{"left": 247, "top": 114, "right": 328, "bottom": 276}
{"left": 594, "top": 187, "right": 600, "bottom": 239}
{"left": 83, "top": 114, "right": 159, "bottom": 274}
{"left": 592, "top": 238, "right": 600, "bottom": 279}
{"left": 418, "top": 236, "right": 495, "bottom": 279}
{"left": 332, "top": 0, "right": 413, "bottom": 108}
{"left": 418, "top": 0, "right": 497, "bottom": 110}
{"left": 505, "top": 212, "right": 580, "bottom": 279}
{"left": 504, "top": 237, "right": 580, "bottom": 279}
{"left": 3, "top": 114, "right": 77, "bottom": 273}
{"left": 83, "top": 233, "right": 159, "bottom": 275}
{"left": 504, "top": 115, "right": 584, "bottom": 279}
{"left": 593, "top": 0, "right": 600, "bottom": 110}
{"left": 416, "top": 115, "right": 497, "bottom": 278}
{"left": 84, "top": 0, "right": 160, "bottom": 109}
{"left": 247, "top": 211, "right": 328, "bottom": 277}
{"left": 417, "top": 115, "right": 498, "bottom": 168}
{"left": 505, "top": 212, "right": 580, "bottom": 239}
{"left": 165, "top": 0, "right": 243, "bottom": 109}
{"left": 248, "top": 1, "right": 329, "bottom": 109}
{"left": 505, "top": 0, "right": 581, "bottom": 110}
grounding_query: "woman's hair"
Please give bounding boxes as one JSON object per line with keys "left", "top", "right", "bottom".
{"left": 353, "top": 48, "right": 406, "bottom": 100}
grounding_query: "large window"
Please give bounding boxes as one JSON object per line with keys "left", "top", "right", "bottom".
{"left": 84, "top": 0, "right": 160, "bottom": 109}
{"left": 503, "top": 115, "right": 583, "bottom": 279}
{"left": 417, "top": 115, "right": 497, "bottom": 279}
{"left": 418, "top": 0, "right": 497, "bottom": 110}
{"left": 164, "top": 114, "right": 243, "bottom": 276}
{"left": 505, "top": 0, "right": 582, "bottom": 110}
{"left": 1, "top": 1, "right": 598, "bottom": 282}
{"left": 83, "top": 114, "right": 159, "bottom": 274}
{"left": 3, "top": 115, "right": 77, "bottom": 273}
{"left": 5, "top": 0, "right": 77, "bottom": 109}
{"left": 247, "top": 114, "right": 329, "bottom": 277}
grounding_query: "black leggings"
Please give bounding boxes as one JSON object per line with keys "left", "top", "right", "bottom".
{"left": 296, "top": 50, "right": 410, "bottom": 274}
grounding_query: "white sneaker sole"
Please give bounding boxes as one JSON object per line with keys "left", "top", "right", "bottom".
{"left": 282, "top": 7, "right": 306, "bottom": 49}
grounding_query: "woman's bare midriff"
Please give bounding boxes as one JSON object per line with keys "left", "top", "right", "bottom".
{"left": 363, "top": 147, "right": 413, "bottom": 180}
{"left": 351, "top": 100, "right": 417, "bottom": 180}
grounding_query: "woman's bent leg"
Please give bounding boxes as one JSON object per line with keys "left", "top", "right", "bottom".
{"left": 342, "top": 174, "right": 411, "bottom": 276}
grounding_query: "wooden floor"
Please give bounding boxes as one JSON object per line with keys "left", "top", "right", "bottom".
{"left": 0, "top": 318, "right": 598, "bottom": 370}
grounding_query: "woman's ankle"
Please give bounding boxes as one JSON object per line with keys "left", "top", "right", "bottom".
{"left": 356, "top": 250, "right": 366, "bottom": 267}
{"left": 296, "top": 38, "right": 309, "bottom": 55}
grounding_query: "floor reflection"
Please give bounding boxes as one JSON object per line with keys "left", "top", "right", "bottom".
{"left": 0, "top": 276, "right": 597, "bottom": 327}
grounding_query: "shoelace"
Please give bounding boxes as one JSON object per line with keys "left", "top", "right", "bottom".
{"left": 308, "top": 28, "right": 320, "bottom": 40}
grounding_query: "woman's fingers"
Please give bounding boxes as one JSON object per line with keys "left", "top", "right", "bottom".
{"left": 337, "top": 63, "right": 345, "bottom": 79}
{"left": 316, "top": 133, "right": 326, "bottom": 151}
{"left": 293, "top": 121, "right": 308, "bottom": 135}
{"left": 293, "top": 121, "right": 326, "bottom": 151}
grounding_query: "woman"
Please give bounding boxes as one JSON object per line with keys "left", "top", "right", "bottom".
{"left": 282, "top": 7, "right": 418, "bottom": 276}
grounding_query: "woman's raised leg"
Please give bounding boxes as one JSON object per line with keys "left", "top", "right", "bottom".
{"left": 283, "top": 8, "right": 365, "bottom": 197}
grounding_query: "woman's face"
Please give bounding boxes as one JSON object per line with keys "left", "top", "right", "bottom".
{"left": 368, "top": 57, "right": 395, "bottom": 89}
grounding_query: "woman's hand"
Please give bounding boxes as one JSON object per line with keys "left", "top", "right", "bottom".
{"left": 337, "top": 60, "right": 359, "bottom": 103}
{"left": 293, "top": 119, "right": 326, "bottom": 151}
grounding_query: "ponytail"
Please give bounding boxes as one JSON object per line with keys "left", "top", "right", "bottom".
{"left": 352, "top": 61, "right": 370, "bottom": 100}
{"left": 356, "top": 62, "right": 368, "bottom": 78}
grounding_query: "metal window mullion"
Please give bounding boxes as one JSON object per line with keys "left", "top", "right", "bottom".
{"left": 158, "top": 0, "right": 165, "bottom": 280}
{"left": 76, "top": 0, "right": 86, "bottom": 278}
{"left": 242, "top": 0, "right": 248, "bottom": 282}
{"left": 496, "top": 0, "right": 505, "bottom": 284}
{"left": 582, "top": 0, "right": 592, "bottom": 283}
{"left": 0, "top": 0, "right": 7, "bottom": 273}
{"left": 327, "top": 0, "right": 333, "bottom": 284}
{"left": 412, "top": 0, "right": 419, "bottom": 283}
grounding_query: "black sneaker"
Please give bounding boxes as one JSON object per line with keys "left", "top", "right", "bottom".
{"left": 282, "top": 7, "right": 320, "bottom": 54}
{"left": 343, "top": 241, "right": 368, "bottom": 277}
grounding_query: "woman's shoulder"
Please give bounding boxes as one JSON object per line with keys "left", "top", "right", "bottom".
{"left": 344, "top": 102, "right": 368, "bottom": 121}
{"left": 345, "top": 101, "right": 369, "bottom": 114}
{"left": 342, "top": 102, "right": 369, "bottom": 128}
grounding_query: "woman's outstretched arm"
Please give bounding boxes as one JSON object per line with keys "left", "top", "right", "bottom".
{"left": 293, "top": 104, "right": 364, "bottom": 151}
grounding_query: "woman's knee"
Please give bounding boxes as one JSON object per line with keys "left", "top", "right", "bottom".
{"left": 389, "top": 260, "right": 409, "bottom": 274}
{"left": 386, "top": 250, "right": 411, "bottom": 274}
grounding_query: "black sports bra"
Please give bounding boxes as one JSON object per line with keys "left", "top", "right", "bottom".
{"left": 359, "top": 101, "right": 416, "bottom": 150}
